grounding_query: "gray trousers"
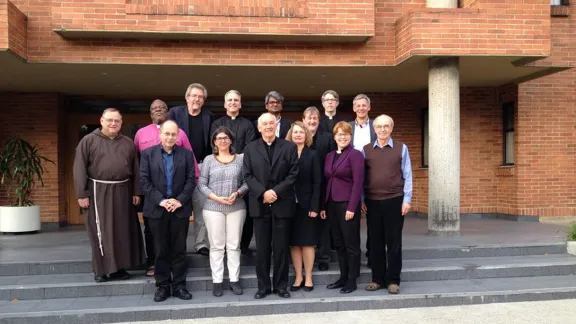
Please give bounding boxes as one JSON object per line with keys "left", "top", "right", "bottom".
{"left": 192, "top": 183, "right": 209, "bottom": 251}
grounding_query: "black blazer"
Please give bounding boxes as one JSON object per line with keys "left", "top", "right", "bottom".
{"left": 169, "top": 105, "right": 215, "bottom": 159}
{"left": 139, "top": 145, "right": 196, "bottom": 219}
{"left": 318, "top": 114, "right": 345, "bottom": 134}
{"left": 243, "top": 138, "right": 299, "bottom": 218}
{"left": 295, "top": 147, "right": 321, "bottom": 213}
{"left": 253, "top": 117, "right": 293, "bottom": 140}
{"left": 312, "top": 132, "right": 337, "bottom": 166}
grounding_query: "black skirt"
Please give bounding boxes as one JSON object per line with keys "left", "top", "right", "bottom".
{"left": 290, "top": 205, "right": 318, "bottom": 246}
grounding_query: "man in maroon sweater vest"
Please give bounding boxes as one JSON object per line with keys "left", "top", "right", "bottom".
{"left": 362, "top": 114, "right": 413, "bottom": 295}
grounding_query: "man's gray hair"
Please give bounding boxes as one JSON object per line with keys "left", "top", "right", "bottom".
{"left": 265, "top": 91, "right": 284, "bottom": 105}
{"left": 322, "top": 90, "right": 339, "bottom": 101}
{"left": 374, "top": 114, "right": 394, "bottom": 128}
{"left": 102, "top": 108, "right": 121, "bottom": 117}
{"left": 257, "top": 112, "right": 276, "bottom": 126}
{"left": 224, "top": 90, "right": 241, "bottom": 100}
{"left": 303, "top": 106, "right": 320, "bottom": 119}
{"left": 185, "top": 83, "right": 208, "bottom": 98}
{"left": 353, "top": 93, "right": 371, "bottom": 106}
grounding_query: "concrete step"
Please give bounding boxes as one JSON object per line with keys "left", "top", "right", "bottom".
{"left": 0, "top": 242, "right": 566, "bottom": 276}
{"left": 1, "top": 275, "right": 576, "bottom": 324}
{"left": 2, "top": 254, "right": 576, "bottom": 301}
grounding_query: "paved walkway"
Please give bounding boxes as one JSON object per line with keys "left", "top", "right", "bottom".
{"left": 0, "top": 217, "right": 568, "bottom": 263}
{"left": 122, "top": 299, "right": 576, "bottom": 324}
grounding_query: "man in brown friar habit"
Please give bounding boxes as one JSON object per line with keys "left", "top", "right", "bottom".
{"left": 73, "top": 108, "right": 146, "bottom": 282}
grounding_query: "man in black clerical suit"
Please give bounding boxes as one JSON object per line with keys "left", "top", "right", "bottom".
{"left": 243, "top": 112, "right": 299, "bottom": 300}
{"left": 318, "top": 90, "right": 345, "bottom": 134}
{"left": 302, "top": 106, "right": 337, "bottom": 272}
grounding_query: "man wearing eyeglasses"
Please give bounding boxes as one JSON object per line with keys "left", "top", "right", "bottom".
{"left": 255, "top": 91, "right": 293, "bottom": 139}
{"left": 169, "top": 83, "right": 215, "bottom": 257}
{"left": 73, "top": 108, "right": 145, "bottom": 283}
{"left": 318, "top": 90, "right": 345, "bottom": 134}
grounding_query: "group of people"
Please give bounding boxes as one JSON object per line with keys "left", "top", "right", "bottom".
{"left": 73, "top": 84, "right": 413, "bottom": 302}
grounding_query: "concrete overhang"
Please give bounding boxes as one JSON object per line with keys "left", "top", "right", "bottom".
{"left": 53, "top": 29, "right": 372, "bottom": 44}
{"left": 0, "top": 52, "right": 565, "bottom": 98}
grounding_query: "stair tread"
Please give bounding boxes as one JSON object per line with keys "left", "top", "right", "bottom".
{"left": 2, "top": 275, "right": 576, "bottom": 316}
{"left": 1, "top": 254, "right": 575, "bottom": 288}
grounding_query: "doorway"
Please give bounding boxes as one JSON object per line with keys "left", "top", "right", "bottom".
{"left": 65, "top": 113, "right": 150, "bottom": 225}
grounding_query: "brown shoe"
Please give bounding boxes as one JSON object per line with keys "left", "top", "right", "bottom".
{"left": 365, "top": 282, "right": 381, "bottom": 291}
{"left": 387, "top": 284, "right": 400, "bottom": 294}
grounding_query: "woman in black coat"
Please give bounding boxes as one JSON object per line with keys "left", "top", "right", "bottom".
{"left": 286, "top": 121, "right": 322, "bottom": 292}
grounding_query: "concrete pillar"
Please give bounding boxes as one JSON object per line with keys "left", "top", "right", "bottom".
{"left": 428, "top": 57, "right": 460, "bottom": 236}
{"left": 426, "top": 0, "right": 458, "bottom": 8}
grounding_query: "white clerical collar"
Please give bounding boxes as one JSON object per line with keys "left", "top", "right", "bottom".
{"left": 155, "top": 124, "right": 161, "bottom": 129}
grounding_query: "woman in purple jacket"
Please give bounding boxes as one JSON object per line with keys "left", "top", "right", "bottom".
{"left": 320, "top": 121, "right": 365, "bottom": 294}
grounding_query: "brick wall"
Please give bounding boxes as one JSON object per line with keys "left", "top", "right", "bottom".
{"left": 0, "top": 92, "right": 66, "bottom": 224}
{"left": 4, "top": 0, "right": 550, "bottom": 66}
{"left": 7, "top": 0, "right": 26, "bottom": 60}
{"left": 517, "top": 69, "right": 576, "bottom": 217}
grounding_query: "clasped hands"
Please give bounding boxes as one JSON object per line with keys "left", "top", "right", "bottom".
{"left": 211, "top": 192, "right": 239, "bottom": 205}
{"left": 262, "top": 190, "right": 277, "bottom": 204}
{"left": 160, "top": 198, "right": 183, "bottom": 212}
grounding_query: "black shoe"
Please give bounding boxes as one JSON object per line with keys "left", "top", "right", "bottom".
{"left": 154, "top": 286, "right": 170, "bottom": 302}
{"left": 173, "top": 287, "right": 193, "bottom": 300}
{"left": 326, "top": 280, "right": 346, "bottom": 290}
{"left": 109, "top": 269, "right": 131, "bottom": 280}
{"left": 212, "top": 283, "right": 223, "bottom": 297}
{"left": 303, "top": 285, "right": 314, "bottom": 292}
{"left": 274, "top": 289, "right": 290, "bottom": 298}
{"left": 197, "top": 247, "right": 209, "bottom": 256}
{"left": 290, "top": 280, "right": 304, "bottom": 292}
{"left": 254, "top": 289, "right": 271, "bottom": 299}
{"left": 318, "top": 262, "right": 329, "bottom": 271}
{"left": 94, "top": 275, "right": 108, "bottom": 283}
{"left": 229, "top": 281, "right": 243, "bottom": 295}
{"left": 340, "top": 284, "right": 357, "bottom": 294}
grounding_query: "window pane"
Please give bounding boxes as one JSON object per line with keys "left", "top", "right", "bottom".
{"left": 505, "top": 131, "right": 514, "bottom": 164}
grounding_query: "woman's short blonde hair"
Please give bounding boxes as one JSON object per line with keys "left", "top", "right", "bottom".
{"left": 333, "top": 121, "right": 352, "bottom": 136}
{"left": 286, "top": 121, "right": 313, "bottom": 147}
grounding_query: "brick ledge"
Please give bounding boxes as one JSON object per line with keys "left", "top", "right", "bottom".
{"left": 53, "top": 29, "right": 372, "bottom": 44}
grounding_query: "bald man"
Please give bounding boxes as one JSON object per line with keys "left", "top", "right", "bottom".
{"left": 134, "top": 99, "right": 199, "bottom": 277}
{"left": 140, "top": 120, "right": 196, "bottom": 302}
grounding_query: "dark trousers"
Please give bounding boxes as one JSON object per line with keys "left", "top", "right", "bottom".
{"left": 327, "top": 200, "right": 361, "bottom": 285}
{"left": 148, "top": 211, "right": 189, "bottom": 289}
{"left": 316, "top": 217, "right": 332, "bottom": 264}
{"left": 139, "top": 195, "right": 156, "bottom": 267}
{"left": 254, "top": 214, "right": 291, "bottom": 291}
{"left": 240, "top": 196, "right": 253, "bottom": 250}
{"left": 365, "top": 196, "right": 404, "bottom": 285}
{"left": 143, "top": 217, "right": 155, "bottom": 267}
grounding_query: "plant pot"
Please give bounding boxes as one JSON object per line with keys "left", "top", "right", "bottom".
{"left": 568, "top": 241, "right": 576, "bottom": 256}
{"left": 0, "top": 205, "right": 41, "bottom": 233}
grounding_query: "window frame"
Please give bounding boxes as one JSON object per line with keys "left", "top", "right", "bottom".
{"left": 502, "top": 101, "right": 515, "bottom": 166}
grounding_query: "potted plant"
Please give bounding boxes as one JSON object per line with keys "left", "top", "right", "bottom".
{"left": 0, "top": 137, "right": 53, "bottom": 233}
{"left": 567, "top": 222, "right": 576, "bottom": 256}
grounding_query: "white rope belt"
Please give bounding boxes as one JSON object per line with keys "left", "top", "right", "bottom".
{"left": 89, "top": 178, "right": 129, "bottom": 256}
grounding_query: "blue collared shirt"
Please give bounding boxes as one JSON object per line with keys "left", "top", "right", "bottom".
{"left": 161, "top": 148, "right": 174, "bottom": 197}
{"left": 362, "top": 137, "right": 413, "bottom": 204}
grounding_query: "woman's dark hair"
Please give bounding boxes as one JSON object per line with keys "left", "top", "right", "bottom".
{"left": 211, "top": 126, "right": 235, "bottom": 155}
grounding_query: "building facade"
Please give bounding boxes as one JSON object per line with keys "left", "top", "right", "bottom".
{"left": 0, "top": 0, "right": 574, "bottom": 231}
